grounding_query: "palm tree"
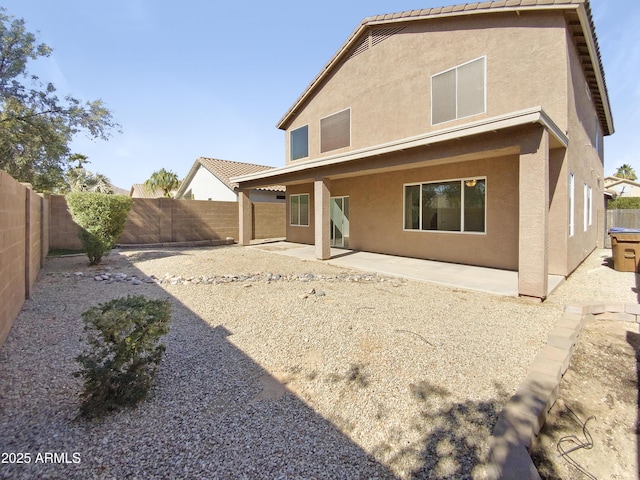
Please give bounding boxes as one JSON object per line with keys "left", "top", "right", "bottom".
{"left": 144, "top": 168, "right": 180, "bottom": 197}
{"left": 614, "top": 164, "right": 637, "bottom": 181}
{"left": 69, "top": 153, "right": 90, "bottom": 169}
{"left": 91, "top": 173, "right": 114, "bottom": 194}
{"left": 66, "top": 167, "right": 113, "bottom": 194}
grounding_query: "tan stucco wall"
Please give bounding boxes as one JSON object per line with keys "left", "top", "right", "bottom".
{"left": 564, "top": 26, "right": 605, "bottom": 275}
{"left": 287, "top": 155, "right": 520, "bottom": 270}
{"left": 268, "top": 8, "right": 612, "bottom": 291}
{"left": 284, "top": 11, "right": 568, "bottom": 164}
{"left": 548, "top": 148, "right": 569, "bottom": 275}
{"left": 286, "top": 184, "right": 315, "bottom": 245}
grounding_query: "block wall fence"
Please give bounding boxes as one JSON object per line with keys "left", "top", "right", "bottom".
{"left": 49, "top": 195, "right": 285, "bottom": 250}
{"left": 2, "top": 172, "right": 285, "bottom": 348}
{"left": 0, "top": 172, "right": 50, "bottom": 347}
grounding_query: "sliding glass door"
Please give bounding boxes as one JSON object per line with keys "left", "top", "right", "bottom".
{"left": 330, "top": 196, "right": 350, "bottom": 248}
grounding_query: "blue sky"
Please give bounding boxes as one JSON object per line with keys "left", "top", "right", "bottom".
{"left": 2, "top": 1, "right": 639, "bottom": 190}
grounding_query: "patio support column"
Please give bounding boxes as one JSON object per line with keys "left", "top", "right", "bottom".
{"left": 518, "top": 128, "right": 549, "bottom": 299}
{"left": 238, "top": 188, "right": 252, "bottom": 246}
{"left": 314, "top": 177, "right": 331, "bottom": 260}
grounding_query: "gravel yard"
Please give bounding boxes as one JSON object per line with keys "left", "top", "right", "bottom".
{"left": 0, "top": 245, "right": 636, "bottom": 479}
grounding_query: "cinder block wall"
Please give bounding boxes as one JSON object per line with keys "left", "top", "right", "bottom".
{"left": 119, "top": 198, "right": 240, "bottom": 244}
{"left": 253, "top": 203, "right": 286, "bottom": 239}
{"left": 49, "top": 194, "right": 82, "bottom": 250}
{"left": 0, "top": 171, "right": 49, "bottom": 348}
{"left": 119, "top": 199, "right": 162, "bottom": 244}
{"left": 50, "top": 196, "right": 284, "bottom": 247}
{"left": 27, "top": 189, "right": 46, "bottom": 298}
{"left": 171, "top": 199, "right": 238, "bottom": 243}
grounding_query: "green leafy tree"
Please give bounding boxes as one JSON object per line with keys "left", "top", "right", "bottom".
{"left": 607, "top": 197, "right": 640, "bottom": 209}
{"left": 614, "top": 164, "right": 637, "bottom": 181}
{"left": 144, "top": 168, "right": 180, "bottom": 197}
{"left": 0, "top": 8, "right": 119, "bottom": 192}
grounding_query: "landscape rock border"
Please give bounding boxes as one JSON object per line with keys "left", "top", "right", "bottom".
{"left": 487, "top": 302, "right": 640, "bottom": 479}
{"left": 52, "top": 269, "right": 407, "bottom": 290}
{"left": 115, "top": 238, "right": 235, "bottom": 249}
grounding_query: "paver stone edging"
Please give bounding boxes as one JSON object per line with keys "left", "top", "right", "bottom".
{"left": 487, "top": 302, "right": 640, "bottom": 480}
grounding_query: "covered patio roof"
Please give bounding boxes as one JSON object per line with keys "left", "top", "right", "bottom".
{"left": 232, "top": 107, "right": 567, "bottom": 188}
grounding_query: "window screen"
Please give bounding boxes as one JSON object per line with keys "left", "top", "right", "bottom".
{"left": 321, "top": 109, "right": 350, "bottom": 153}
{"left": 431, "top": 69, "right": 456, "bottom": 125}
{"left": 432, "top": 57, "right": 485, "bottom": 124}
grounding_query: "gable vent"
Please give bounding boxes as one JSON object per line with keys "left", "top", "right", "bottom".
{"left": 345, "top": 34, "right": 369, "bottom": 61}
{"left": 344, "top": 25, "right": 406, "bottom": 62}
{"left": 371, "top": 26, "right": 405, "bottom": 46}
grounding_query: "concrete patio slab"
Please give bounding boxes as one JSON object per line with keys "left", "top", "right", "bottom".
{"left": 249, "top": 241, "right": 564, "bottom": 297}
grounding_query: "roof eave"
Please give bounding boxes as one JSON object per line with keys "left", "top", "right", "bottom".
{"left": 174, "top": 160, "right": 202, "bottom": 199}
{"left": 575, "top": 3, "right": 614, "bottom": 135}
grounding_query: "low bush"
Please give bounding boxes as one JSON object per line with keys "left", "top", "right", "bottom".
{"left": 75, "top": 295, "right": 171, "bottom": 419}
{"left": 608, "top": 197, "right": 640, "bottom": 209}
{"left": 66, "top": 192, "right": 132, "bottom": 265}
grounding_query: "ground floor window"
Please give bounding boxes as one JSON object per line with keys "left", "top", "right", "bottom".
{"left": 290, "top": 193, "right": 309, "bottom": 226}
{"left": 404, "top": 178, "right": 486, "bottom": 233}
{"left": 569, "top": 173, "right": 575, "bottom": 236}
{"left": 584, "top": 183, "right": 592, "bottom": 230}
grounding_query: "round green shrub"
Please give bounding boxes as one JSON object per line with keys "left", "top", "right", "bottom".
{"left": 66, "top": 192, "right": 132, "bottom": 265}
{"left": 74, "top": 295, "right": 171, "bottom": 419}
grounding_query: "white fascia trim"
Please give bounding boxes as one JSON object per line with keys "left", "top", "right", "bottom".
{"left": 175, "top": 161, "right": 202, "bottom": 199}
{"left": 233, "top": 107, "right": 567, "bottom": 184}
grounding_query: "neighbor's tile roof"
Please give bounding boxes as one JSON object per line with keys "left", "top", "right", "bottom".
{"left": 181, "top": 158, "right": 286, "bottom": 195}
{"left": 129, "top": 183, "right": 165, "bottom": 198}
{"left": 277, "top": 0, "right": 612, "bottom": 136}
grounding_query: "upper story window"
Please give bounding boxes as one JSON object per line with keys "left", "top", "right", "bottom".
{"left": 290, "top": 125, "right": 309, "bottom": 161}
{"left": 431, "top": 56, "right": 486, "bottom": 125}
{"left": 321, "top": 108, "right": 350, "bottom": 153}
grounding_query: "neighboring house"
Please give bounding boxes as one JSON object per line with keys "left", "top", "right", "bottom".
{"left": 604, "top": 176, "right": 640, "bottom": 198}
{"left": 130, "top": 184, "right": 165, "bottom": 198}
{"left": 175, "top": 157, "right": 285, "bottom": 203}
{"left": 232, "top": 0, "right": 613, "bottom": 299}
{"left": 111, "top": 185, "right": 130, "bottom": 196}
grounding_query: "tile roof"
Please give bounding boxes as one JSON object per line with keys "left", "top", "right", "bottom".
{"left": 360, "top": 0, "right": 583, "bottom": 24}
{"left": 175, "top": 158, "right": 285, "bottom": 198}
{"left": 197, "top": 157, "right": 286, "bottom": 192}
{"left": 129, "top": 183, "right": 165, "bottom": 198}
{"left": 276, "top": 0, "right": 612, "bottom": 136}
